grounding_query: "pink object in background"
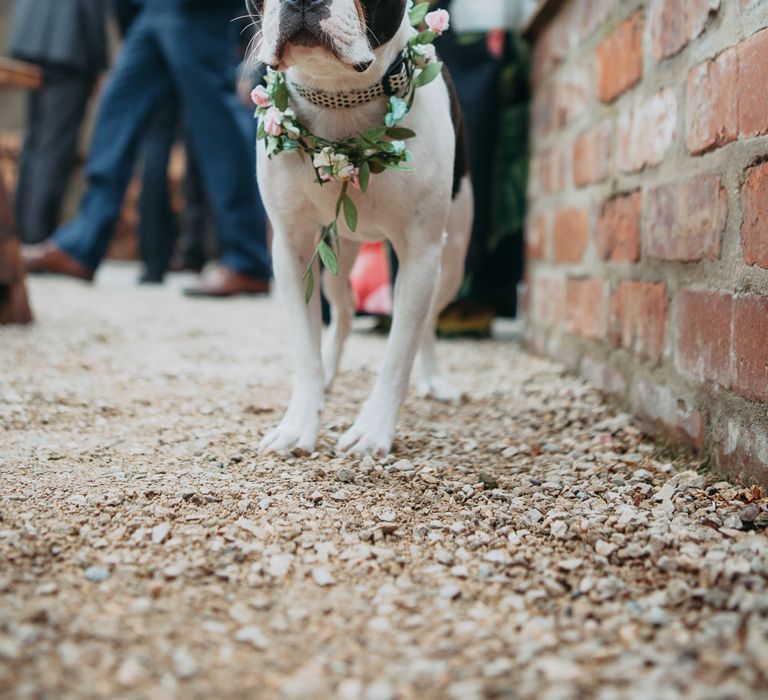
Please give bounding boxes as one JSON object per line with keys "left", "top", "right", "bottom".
{"left": 349, "top": 242, "right": 393, "bottom": 316}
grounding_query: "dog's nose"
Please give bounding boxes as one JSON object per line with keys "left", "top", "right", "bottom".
{"left": 284, "top": 0, "right": 326, "bottom": 11}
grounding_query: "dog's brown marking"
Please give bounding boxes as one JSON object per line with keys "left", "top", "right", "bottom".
{"left": 441, "top": 64, "right": 470, "bottom": 199}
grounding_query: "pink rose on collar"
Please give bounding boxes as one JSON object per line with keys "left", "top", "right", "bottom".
{"left": 263, "top": 106, "right": 284, "bottom": 137}
{"left": 251, "top": 85, "right": 271, "bottom": 108}
{"left": 425, "top": 9, "right": 450, "bottom": 36}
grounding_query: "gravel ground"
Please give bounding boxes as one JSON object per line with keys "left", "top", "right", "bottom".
{"left": 1, "top": 264, "right": 768, "bottom": 700}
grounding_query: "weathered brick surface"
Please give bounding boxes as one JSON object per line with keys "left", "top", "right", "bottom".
{"left": 581, "top": 356, "right": 627, "bottom": 396}
{"left": 565, "top": 278, "right": 608, "bottom": 339}
{"left": 646, "top": 175, "right": 727, "bottom": 261}
{"left": 610, "top": 282, "right": 668, "bottom": 364}
{"left": 553, "top": 208, "right": 589, "bottom": 263}
{"left": 526, "top": 214, "right": 548, "bottom": 261}
{"left": 539, "top": 146, "right": 567, "bottom": 195}
{"left": 737, "top": 29, "right": 768, "bottom": 139}
{"left": 596, "top": 192, "right": 641, "bottom": 263}
{"left": 553, "top": 63, "right": 593, "bottom": 130}
{"left": 675, "top": 290, "right": 733, "bottom": 386}
{"left": 596, "top": 12, "right": 644, "bottom": 103}
{"left": 530, "top": 273, "right": 566, "bottom": 326}
{"left": 741, "top": 162, "right": 768, "bottom": 269}
{"left": 631, "top": 377, "right": 704, "bottom": 447}
{"left": 714, "top": 412, "right": 768, "bottom": 486}
{"left": 617, "top": 89, "right": 677, "bottom": 173}
{"left": 573, "top": 120, "right": 612, "bottom": 188}
{"left": 649, "top": 0, "right": 720, "bottom": 60}
{"left": 527, "top": 0, "right": 768, "bottom": 484}
{"left": 686, "top": 48, "right": 738, "bottom": 154}
{"left": 733, "top": 296, "right": 768, "bottom": 402}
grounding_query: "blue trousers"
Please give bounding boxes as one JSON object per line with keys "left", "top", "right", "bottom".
{"left": 53, "top": 4, "right": 271, "bottom": 279}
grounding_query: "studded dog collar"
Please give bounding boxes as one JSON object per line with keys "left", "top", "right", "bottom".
{"left": 290, "top": 50, "right": 413, "bottom": 110}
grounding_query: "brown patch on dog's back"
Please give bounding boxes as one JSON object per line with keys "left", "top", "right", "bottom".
{"left": 442, "top": 65, "right": 470, "bottom": 199}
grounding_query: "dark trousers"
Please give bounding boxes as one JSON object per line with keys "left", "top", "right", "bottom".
{"left": 137, "top": 95, "right": 178, "bottom": 280}
{"left": 15, "top": 67, "right": 95, "bottom": 245}
{"left": 179, "top": 142, "right": 219, "bottom": 269}
{"left": 53, "top": 5, "right": 271, "bottom": 279}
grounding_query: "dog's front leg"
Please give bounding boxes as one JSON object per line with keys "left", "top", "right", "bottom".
{"left": 260, "top": 228, "right": 324, "bottom": 454}
{"left": 338, "top": 238, "right": 442, "bottom": 456}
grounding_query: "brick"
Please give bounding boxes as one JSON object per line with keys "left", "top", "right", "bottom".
{"left": 596, "top": 12, "right": 644, "bottom": 102}
{"left": 531, "top": 83, "right": 556, "bottom": 140}
{"left": 565, "top": 278, "right": 608, "bottom": 339}
{"left": 742, "top": 161, "right": 768, "bottom": 269}
{"left": 530, "top": 273, "right": 566, "bottom": 327}
{"left": 553, "top": 62, "right": 593, "bottom": 129}
{"left": 610, "top": 282, "right": 668, "bottom": 364}
{"left": 676, "top": 290, "right": 733, "bottom": 386}
{"left": 738, "top": 29, "right": 768, "bottom": 138}
{"left": 649, "top": 0, "right": 720, "bottom": 60}
{"left": 646, "top": 175, "right": 727, "bottom": 261}
{"left": 596, "top": 191, "right": 641, "bottom": 263}
{"left": 531, "top": 7, "right": 576, "bottom": 86}
{"left": 686, "top": 47, "right": 738, "bottom": 154}
{"left": 577, "top": 0, "right": 614, "bottom": 42}
{"left": 631, "top": 378, "right": 704, "bottom": 448}
{"left": 714, "top": 412, "right": 768, "bottom": 488}
{"left": 733, "top": 296, "right": 768, "bottom": 401}
{"left": 573, "top": 120, "right": 613, "bottom": 188}
{"left": 526, "top": 214, "right": 548, "bottom": 261}
{"left": 581, "top": 356, "right": 627, "bottom": 396}
{"left": 539, "top": 146, "right": 567, "bottom": 195}
{"left": 617, "top": 89, "right": 678, "bottom": 173}
{"left": 553, "top": 208, "right": 590, "bottom": 264}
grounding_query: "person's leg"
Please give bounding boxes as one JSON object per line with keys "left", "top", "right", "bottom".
{"left": 176, "top": 139, "right": 213, "bottom": 271}
{"left": 160, "top": 10, "right": 271, "bottom": 280}
{"left": 15, "top": 68, "right": 93, "bottom": 245}
{"left": 51, "top": 16, "right": 173, "bottom": 272}
{"left": 137, "top": 94, "right": 178, "bottom": 282}
{"left": 14, "top": 89, "right": 42, "bottom": 244}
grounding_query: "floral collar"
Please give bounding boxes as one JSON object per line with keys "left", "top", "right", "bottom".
{"left": 252, "top": 2, "right": 451, "bottom": 302}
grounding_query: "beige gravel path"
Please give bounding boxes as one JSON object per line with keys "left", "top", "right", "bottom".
{"left": 1, "top": 264, "right": 767, "bottom": 700}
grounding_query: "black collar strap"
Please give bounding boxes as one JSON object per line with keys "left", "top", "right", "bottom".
{"left": 290, "top": 50, "right": 413, "bottom": 110}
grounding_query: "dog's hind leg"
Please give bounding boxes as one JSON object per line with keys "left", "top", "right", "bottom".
{"left": 260, "top": 228, "right": 325, "bottom": 455}
{"left": 322, "top": 239, "right": 361, "bottom": 392}
{"left": 417, "top": 177, "right": 473, "bottom": 402}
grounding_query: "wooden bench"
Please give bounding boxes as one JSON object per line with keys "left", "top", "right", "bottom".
{"left": 0, "top": 57, "right": 41, "bottom": 325}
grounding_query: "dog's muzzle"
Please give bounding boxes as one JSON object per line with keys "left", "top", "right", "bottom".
{"left": 276, "top": 0, "right": 373, "bottom": 73}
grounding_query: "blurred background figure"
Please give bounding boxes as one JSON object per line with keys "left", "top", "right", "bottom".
{"left": 364, "top": 0, "right": 535, "bottom": 336}
{"left": 113, "top": 0, "right": 179, "bottom": 284}
{"left": 434, "top": 0, "right": 536, "bottom": 335}
{"left": 8, "top": 0, "right": 108, "bottom": 246}
{"left": 22, "top": 0, "right": 271, "bottom": 297}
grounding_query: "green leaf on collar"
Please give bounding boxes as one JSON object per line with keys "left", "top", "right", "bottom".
{"left": 273, "top": 82, "right": 289, "bottom": 111}
{"left": 408, "top": 2, "right": 429, "bottom": 26}
{"left": 303, "top": 265, "right": 314, "bottom": 305}
{"left": 358, "top": 161, "right": 371, "bottom": 193}
{"left": 414, "top": 61, "right": 443, "bottom": 88}
{"left": 318, "top": 240, "right": 339, "bottom": 275}
{"left": 343, "top": 195, "right": 358, "bottom": 233}
{"left": 385, "top": 127, "right": 417, "bottom": 140}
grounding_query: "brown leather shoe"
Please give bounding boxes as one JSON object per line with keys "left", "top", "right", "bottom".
{"left": 183, "top": 265, "right": 270, "bottom": 298}
{"left": 22, "top": 243, "right": 94, "bottom": 282}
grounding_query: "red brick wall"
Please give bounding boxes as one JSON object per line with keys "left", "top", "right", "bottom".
{"left": 526, "top": 0, "right": 768, "bottom": 485}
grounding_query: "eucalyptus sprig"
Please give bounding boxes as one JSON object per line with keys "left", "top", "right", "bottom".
{"left": 253, "top": 1, "right": 449, "bottom": 302}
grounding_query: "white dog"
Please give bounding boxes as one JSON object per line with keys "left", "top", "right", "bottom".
{"left": 248, "top": 0, "right": 473, "bottom": 456}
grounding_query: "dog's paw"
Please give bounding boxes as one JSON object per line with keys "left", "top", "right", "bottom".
{"left": 338, "top": 419, "right": 394, "bottom": 457}
{"left": 259, "top": 410, "right": 319, "bottom": 455}
{"left": 418, "top": 376, "right": 465, "bottom": 403}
